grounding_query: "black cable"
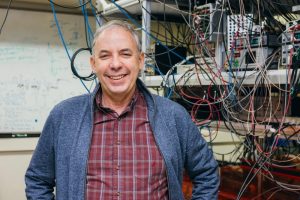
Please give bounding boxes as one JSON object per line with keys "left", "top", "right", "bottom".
{"left": 173, "top": 83, "right": 229, "bottom": 116}
{"left": 0, "top": 0, "right": 13, "bottom": 36}
{"left": 71, "top": 47, "right": 96, "bottom": 81}
{"left": 140, "top": 4, "right": 185, "bottom": 45}
{"left": 81, "top": 4, "right": 92, "bottom": 49}
{"left": 48, "top": 0, "right": 91, "bottom": 9}
{"left": 140, "top": 3, "right": 218, "bottom": 47}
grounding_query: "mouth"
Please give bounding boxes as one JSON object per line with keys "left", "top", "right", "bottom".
{"left": 107, "top": 74, "right": 126, "bottom": 80}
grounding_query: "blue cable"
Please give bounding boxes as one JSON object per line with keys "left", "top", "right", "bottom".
{"left": 89, "top": 1, "right": 101, "bottom": 26}
{"left": 227, "top": 48, "right": 237, "bottom": 107}
{"left": 111, "top": 0, "right": 190, "bottom": 68}
{"left": 50, "top": 2, "right": 71, "bottom": 60}
{"left": 146, "top": 63, "right": 164, "bottom": 77}
{"left": 166, "top": 87, "right": 173, "bottom": 99}
{"left": 50, "top": 1, "right": 90, "bottom": 93}
{"left": 228, "top": 48, "right": 234, "bottom": 87}
{"left": 80, "top": 1, "right": 94, "bottom": 46}
{"left": 144, "top": 62, "right": 173, "bottom": 99}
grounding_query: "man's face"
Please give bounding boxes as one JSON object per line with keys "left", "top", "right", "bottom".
{"left": 90, "top": 26, "right": 144, "bottom": 99}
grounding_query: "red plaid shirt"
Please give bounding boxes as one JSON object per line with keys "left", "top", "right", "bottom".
{"left": 86, "top": 88, "right": 168, "bottom": 200}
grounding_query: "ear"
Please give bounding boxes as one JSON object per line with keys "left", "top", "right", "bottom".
{"left": 90, "top": 55, "right": 96, "bottom": 73}
{"left": 138, "top": 52, "right": 145, "bottom": 70}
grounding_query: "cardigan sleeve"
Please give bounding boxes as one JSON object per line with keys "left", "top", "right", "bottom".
{"left": 183, "top": 111, "right": 220, "bottom": 200}
{"left": 25, "top": 111, "right": 56, "bottom": 200}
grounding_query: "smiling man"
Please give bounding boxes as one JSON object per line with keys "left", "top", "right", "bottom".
{"left": 25, "top": 20, "right": 219, "bottom": 200}
{"left": 90, "top": 22, "right": 144, "bottom": 115}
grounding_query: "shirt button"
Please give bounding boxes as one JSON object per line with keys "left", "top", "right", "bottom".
{"left": 115, "top": 165, "right": 120, "bottom": 170}
{"left": 116, "top": 192, "right": 120, "bottom": 196}
{"left": 117, "top": 140, "right": 120, "bottom": 145}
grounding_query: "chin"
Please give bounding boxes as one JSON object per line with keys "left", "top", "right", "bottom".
{"left": 109, "top": 87, "right": 129, "bottom": 96}
{"left": 105, "top": 83, "right": 135, "bottom": 96}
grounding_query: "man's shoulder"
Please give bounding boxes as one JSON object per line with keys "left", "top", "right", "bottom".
{"left": 153, "top": 94, "right": 180, "bottom": 107}
{"left": 51, "top": 93, "right": 91, "bottom": 114}
{"left": 152, "top": 94, "right": 187, "bottom": 115}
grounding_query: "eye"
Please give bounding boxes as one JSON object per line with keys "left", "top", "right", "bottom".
{"left": 99, "top": 54, "right": 109, "bottom": 59}
{"left": 121, "top": 51, "right": 132, "bottom": 57}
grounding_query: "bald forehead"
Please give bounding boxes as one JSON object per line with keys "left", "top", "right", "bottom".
{"left": 99, "top": 26, "right": 130, "bottom": 37}
{"left": 94, "top": 26, "right": 139, "bottom": 51}
{"left": 92, "top": 23, "right": 141, "bottom": 54}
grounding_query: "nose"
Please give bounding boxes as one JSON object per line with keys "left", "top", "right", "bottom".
{"left": 110, "top": 55, "right": 122, "bottom": 71}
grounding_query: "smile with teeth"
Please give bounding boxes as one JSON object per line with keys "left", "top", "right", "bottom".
{"left": 107, "top": 74, "right": 126, "bottom": 80}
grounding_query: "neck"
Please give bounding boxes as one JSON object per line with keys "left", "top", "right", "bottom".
{"left": 102, "top": 88, "right": 136, "bottom": 115}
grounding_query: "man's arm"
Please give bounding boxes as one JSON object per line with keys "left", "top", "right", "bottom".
{"left": 184, "top": 117, "right": 220, "bottom": 200}
{"left": 25, "top": 113, "right": 56, "bottom": 199}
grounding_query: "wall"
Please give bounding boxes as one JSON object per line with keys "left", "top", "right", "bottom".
{"left": 0, "top": 8, "right": 95, "bottom": 199}
{"left": 0, "top": 138, "right": 38, "bottom": 200}
{"left": 0, "top": 8, "right": 94, "bottom": 133}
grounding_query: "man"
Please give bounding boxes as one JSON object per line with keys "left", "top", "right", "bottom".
{"left": 25, "top": 20, "right": 219, "bottom": 200}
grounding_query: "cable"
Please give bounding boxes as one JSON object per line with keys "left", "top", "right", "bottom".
{"left": 90, "top": 1, "right": 300, "bottom": 195}
{"left": 0, "top": 0, "right": 13, "bottom": 36}
{"left": 48, "top": 0, "right": 91, "bottom": 9}
{"left": 79, "top": 0, "right": 94, "bottom": 49}
{"left": 49, "top": 1, "right": 90, "bottom": 93}
{"left": 70, "top": 47, "right": 96, "bottom": 81}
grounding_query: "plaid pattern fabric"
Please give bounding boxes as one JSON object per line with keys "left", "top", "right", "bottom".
{"left": 86, "top": 89, "right": 168, "bottom": 200}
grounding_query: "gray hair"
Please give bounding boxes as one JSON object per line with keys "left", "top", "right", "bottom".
{"left": 92, "top": 20, "right": 142, "bottom": 54}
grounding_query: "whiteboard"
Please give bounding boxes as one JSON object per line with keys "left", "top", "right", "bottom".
{"left": 0, "top": 9, "right": 95, "bottom": 133}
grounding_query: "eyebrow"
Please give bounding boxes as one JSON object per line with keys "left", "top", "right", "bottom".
{"left": 98, "top": 50, "right": 110, "bottom": 54}
{"left": 120, "top": 48, "right": 133, "bottom": 53}
{"left": 97, "top": 48, "right": 134, "bottom": 56}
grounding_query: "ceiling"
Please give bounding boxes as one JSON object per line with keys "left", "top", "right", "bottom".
{"left": 1, "top": 0, "right": 98, "bottom": 6}
{"left": 0, "top": 0, "right": 185, "bottom": 19}
{"left": 0, "top": 0, "right": 98, "bottom": 14}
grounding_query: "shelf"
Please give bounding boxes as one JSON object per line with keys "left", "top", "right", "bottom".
{"left": 144, "top": 69, "right": 294, "bottom": 87}
{"left": 97, "top": 0, "right": 185, "bottom": 17}
{"left": 292, "top": 5, "right": 300, "bottom": 13}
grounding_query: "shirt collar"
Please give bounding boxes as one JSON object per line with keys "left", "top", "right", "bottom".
{"left": 94, "top": 87, "right": 140, "bottom": 119}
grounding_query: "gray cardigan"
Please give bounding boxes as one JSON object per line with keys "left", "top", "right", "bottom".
{"left": 25, "top": 79, "right": 219, "bottom": 200}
